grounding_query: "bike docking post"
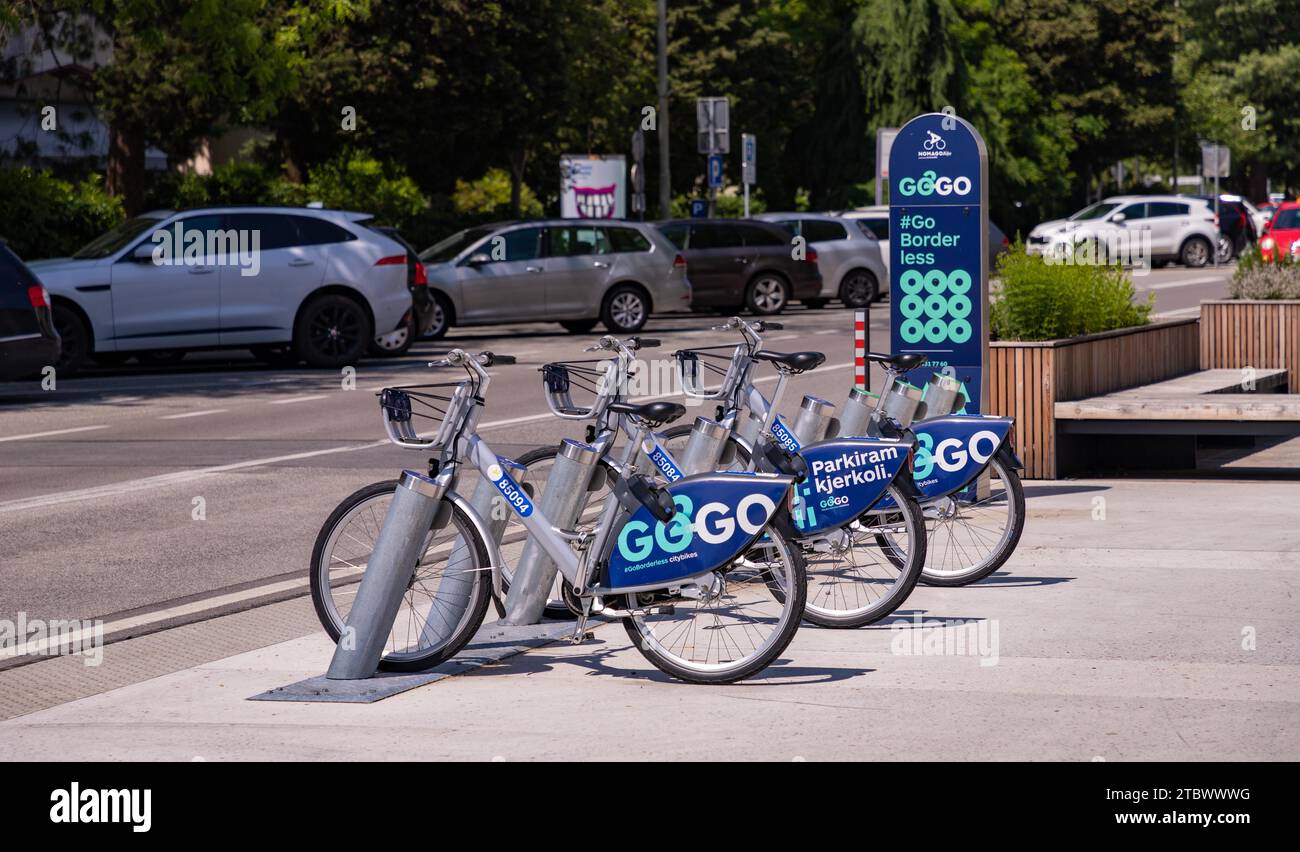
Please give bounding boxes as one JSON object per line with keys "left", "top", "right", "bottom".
{"left": 792, "top": 395, "right": 836, "bottom": 445}
{"left": 326, "top": 470, "right": 447, "bottom": 680}
{"left": 678, "top": 416, "right": 730, "bottom": 475}
{"left": 837, "top": 387, "right": 877, "bottom": 437}
{"left": 501, "top": 439, "right": 599, "bottom": 625}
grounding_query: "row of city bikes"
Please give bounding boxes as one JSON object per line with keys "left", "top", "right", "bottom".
{"left": 308, "top": 317, "right": 1026, "bottom": 684}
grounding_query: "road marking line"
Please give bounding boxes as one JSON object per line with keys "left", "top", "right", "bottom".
{"left": 0, "top": 440, "right": 389, "bottom": 514}
{"left": 160, "top": 409, "right": 228, "bottom": 420}
{"left": 269, "top": 394, "right": 329, "bottom": 405}
{"left": 814, "top": 329, "right": 841, "bottom": 335}
{"left": 0, "top": 425, "right": 109, "bottom": 443}
{"left": 1137, "top": 276, "right": 1228, "bottom": 291}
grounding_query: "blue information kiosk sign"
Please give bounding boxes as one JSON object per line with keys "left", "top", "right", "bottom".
{"left": 888, "top": 112, "right": 989, "bottom": 413}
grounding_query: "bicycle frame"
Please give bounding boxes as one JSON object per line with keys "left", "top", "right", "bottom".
{"left": 384, "top": 350, "right": 795, "bottom": 611}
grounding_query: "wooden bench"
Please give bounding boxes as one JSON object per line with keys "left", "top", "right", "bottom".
{"left": 1053, "top": 369, "right": 1299, "bottom": 471}
{"left": 1056, "top": 369, "right": 1298, "bottom": 435}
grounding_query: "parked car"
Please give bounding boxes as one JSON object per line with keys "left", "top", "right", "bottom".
{"left": 840, "top": 205, "right": 1009, "bottom": 275}
{"left": 1258, "top": 201, "right": 1300, "bottom": 262}
{"left": 655, "top": 219, "right": 820, "bottom": 314}
{"left": 1190, "top": 194, "right": 1259, "bottom": 260}
{"left": 419, "top": 219, "right": 690, "bottom": 336}
{"left": 29, "top": 206, "right": 415, "bottom": 372}
{"left": 1025, "top": 195, "right": 1219, "bottom": 268}
{"left": 0, "top": 241, "right": 60, "bottom": 381}
{"left": 366, "top": 224, "right": 434, "bottom": 355}
{"left": 754, "top": 212, "right": 885, "bottom": 307}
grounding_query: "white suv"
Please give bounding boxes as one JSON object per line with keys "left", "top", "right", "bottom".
{"left": 1026, "top": 195, "right": 1219, "bottom": 268}
{"left": 29, "top": 207, "right": 414, "bottom": 372}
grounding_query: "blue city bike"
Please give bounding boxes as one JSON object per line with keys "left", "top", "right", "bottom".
{"left": 667, "top": 317, "right": 1025, "bottom": 590}
{"left": 517, "top": 333, "right": 929, "bottom": 629}
{"left": 309, "top": 348, "right": 809, "bottom": 684}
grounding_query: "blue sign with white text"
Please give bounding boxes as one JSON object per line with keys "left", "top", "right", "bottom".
{"left": 888, "top": 113, "right": 989, "bottom": 413}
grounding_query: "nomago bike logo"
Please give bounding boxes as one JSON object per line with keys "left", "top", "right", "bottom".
{"left": 616, "top": 493, "right": 776, "bottom": 563}
{"left": 898, "top": 268, "right": 973, "bottom": 345}
{"left": 916, "top": 130, "right": 951, "bottom": 160}
{"left": 487, "top": 462, "right": 533, "bottom": 517}
{"left": 897, "top": 170, "right": 971, "bottom": 197}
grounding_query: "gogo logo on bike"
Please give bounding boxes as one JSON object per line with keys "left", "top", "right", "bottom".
{"left": 487, "top": 462, "right": 533, "bottom": 517}
{"left": 896, "top": 170, "right": 972, "bottom": 198}
{"left": 914, "top": 429, "right": 1000, "bottom": 479}
{"left": 616, "top": 493, "right": 776, "bottom": 564}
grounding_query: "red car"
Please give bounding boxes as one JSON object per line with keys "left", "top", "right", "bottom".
{"left": 1259, "top": 201, "right": 1300, "bottom": 261}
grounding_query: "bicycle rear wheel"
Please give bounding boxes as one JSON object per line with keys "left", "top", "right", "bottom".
{"left": 623, "top": 523, "right": 806, "bottom": 684}
{"left": 918, "top": 454, "right": 1025, "bottom": 586}
{"left": 309, "top": 481, "right": 492, "bottom": 671}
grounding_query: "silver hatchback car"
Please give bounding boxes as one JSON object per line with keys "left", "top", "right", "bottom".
{"left": 755, "top": 212, "right": 887, "bottom": 307}
{"left": 418, "top": 219, "right": 691, "bottom": 336}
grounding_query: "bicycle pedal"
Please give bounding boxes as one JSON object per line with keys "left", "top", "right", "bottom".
{"left": 569, "top": 630, "right": 596, "bottom": 644}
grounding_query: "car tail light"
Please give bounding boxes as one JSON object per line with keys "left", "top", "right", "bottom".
{"left": 805, "top": 247, "right": 819, "bottom": 265}
{"left": 413, "top": 261, "right": 428, "bottom": 286}
{"left": 27, "top": 285, "right": 49, "bottom": 308}
{"left": 375, "top": 254, "right": 406, "bottom": 266}
{"left": 673, "top": 253, "right": 687, "bottom": 270}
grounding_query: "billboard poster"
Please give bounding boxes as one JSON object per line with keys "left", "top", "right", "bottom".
{"left": 560, "top": 155, "right": 626, "bottom": 219}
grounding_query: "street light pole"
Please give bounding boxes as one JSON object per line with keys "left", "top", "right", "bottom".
{"left": 657, "top": 0, "right": 671, "bottom": 219}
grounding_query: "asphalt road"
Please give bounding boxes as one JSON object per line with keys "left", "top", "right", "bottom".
{"left": 0, "top": 264, "right": 1231, "bottom": 634}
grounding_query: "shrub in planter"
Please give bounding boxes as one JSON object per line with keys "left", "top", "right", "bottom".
{"left": 991, "top": 242, "right": 1152, "bottom": 341}
{"left": 1230, "top": 247, "right": 1300, "bottom": 299}
{"left": 0, "top": 167, "right": 124, "bottom": 259}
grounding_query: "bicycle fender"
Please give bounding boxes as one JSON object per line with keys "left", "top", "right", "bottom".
{"left": 605, "top": 471, "right": 795, "bottom": 590}
{"left": 787, "top": 437, "right": 913, "bottom": 535}
{"left": 910, "top": 415, "right": 1014, "bottom": 499}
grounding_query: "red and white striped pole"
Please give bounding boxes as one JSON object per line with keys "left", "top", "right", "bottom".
{"left": 854, "top": 309, "right": 867, "bottom": 391}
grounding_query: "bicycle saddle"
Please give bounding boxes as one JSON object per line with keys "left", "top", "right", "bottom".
{"left": 753, "top": 350, "right": 826, "bottom": 374}
{"left": 865, "top": 352, "right": 926, "bottom": 372}
{"left": 607, "top": 400, "right": 687, "bottom": 427}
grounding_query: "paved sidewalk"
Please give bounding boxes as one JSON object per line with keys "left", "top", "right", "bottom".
{"left": 1, "top": 477, "right": 1297, "bottom": 761}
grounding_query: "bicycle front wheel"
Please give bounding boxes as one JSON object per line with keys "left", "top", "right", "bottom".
{"left": 623, "top": 523, "right": 807, "bottom": 684}
{"left": 309, "top": 481, "right": 492, "bottom": 671}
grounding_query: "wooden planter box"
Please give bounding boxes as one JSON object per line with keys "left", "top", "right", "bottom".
{"left": 987, "top": 319, "right": 1200, "bottom": 479}
{"left": 1200, "top": 300, "right": 1300, "bottom": 388}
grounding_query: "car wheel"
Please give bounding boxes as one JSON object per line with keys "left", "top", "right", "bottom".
{"left": 1214, "top": 234, "right": 1233, "bottom": 264}
{"left": 803, "top": 298, "right": 829, "bottom": 310}
{"left": 425, "top": 294, "right": 452, "bottom": 340}
{"left": 1179, "top": 236, "right": 1211, "bottom": 268}
{"left": 560, "top": 320, "right": 598, "bottom": 334}
{"left": 294, "top": 294, "right": 372, "bottom": 368}
{"left": 51, "top": 304, "right": 91, "bottom": 375}
{"left": 839, "top": 269, "right": 879, "bottom": 307}
{"left": 369, "top": 312, "right": 416, "bottom": 357}
{"left": 745, "top": 273, "right": 788, "bottom": 315}
{"left": 251, "top": 345, "right": 300, "bottom": 367}
{"left": 600, "top": 285, "right": 648, "bottom": 333}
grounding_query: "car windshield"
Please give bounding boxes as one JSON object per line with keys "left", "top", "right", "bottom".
{"left": 1069, "top": 202, "right": 1120, "bottom": 221}
{"left": 71, "top": 216, "right": 164, "bottom": 259}
{"left": 421, "top": 228, "right": 493, "bottom": 264}
{"left": 1271, "top": 209, "right": 1300, "bottom": 230}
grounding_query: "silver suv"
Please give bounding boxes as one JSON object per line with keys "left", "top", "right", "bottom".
{"left": 419, "top": 219, "right": 690, "bottom": 336}
{"left": 1026, "top": 195, "right": 1219, "bottom": 268}
{"left": 755, "top": 212, "right": 887, "bottom": 306}
{"left": 30, "top": 207, "right": 414, "bottom": 372}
